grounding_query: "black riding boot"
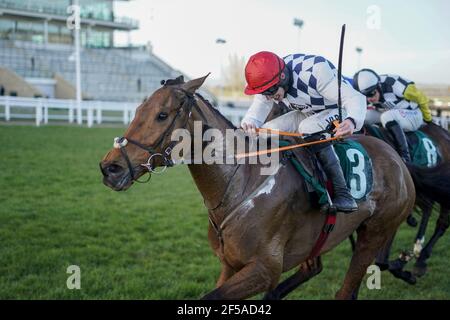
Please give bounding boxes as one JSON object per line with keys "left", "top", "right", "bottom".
{"left": 316, "top": 145, "right": 358, "bottom": 213}
{"left": 385, "top": 120, "right": 411, "bottom": 163}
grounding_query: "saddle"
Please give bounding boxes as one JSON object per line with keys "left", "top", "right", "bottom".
{"left": 280, "top": 135, "right": 373, "bottom": 205}
{"left": 406, "top": 130, "right": 441, "bottom": 167}
{"left": 363, "top": 124, "right": 441, "bottom": 167}
{"left": 280, "top": 136, "right": 320, "bottom": 179}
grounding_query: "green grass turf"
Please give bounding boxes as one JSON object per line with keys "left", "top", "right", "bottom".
{"left": 0, "top": 125, "right": 448, "bottom": 299}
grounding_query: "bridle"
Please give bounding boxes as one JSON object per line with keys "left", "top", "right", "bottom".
{"left": 112, "top": 88, "right": 202, "bottom": 183}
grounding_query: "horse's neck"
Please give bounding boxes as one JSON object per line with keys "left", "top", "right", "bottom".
{"left": 185, "top": 97, "right": 314, "bottom": 230}
{"left": 186, "top": 96, "right": 241, "bottom": 210}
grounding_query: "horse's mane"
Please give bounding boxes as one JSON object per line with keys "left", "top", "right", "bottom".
{"left": 195, "top": 92, "right": 237, "bottom": 129}
{"left": 160, "top": 75, "right": 236, "bottom": 129}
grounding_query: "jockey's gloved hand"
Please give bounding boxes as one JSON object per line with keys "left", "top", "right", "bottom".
{"left": 334, "top": 118, "right": 356, "bottom": 138}
{"left": 241, "top": 122, "right": 258, "bottom": 136}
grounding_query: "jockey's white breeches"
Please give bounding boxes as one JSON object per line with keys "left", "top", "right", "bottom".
{"left": 365, "top": 108, "right": 423, "bottom": 132}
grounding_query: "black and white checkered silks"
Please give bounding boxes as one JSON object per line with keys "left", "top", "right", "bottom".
{"left": 241, "top": 53, "right": 366, "bottom": 133}
{"left": 379, "top": 74, "right": 418, "bottom": 110}
{"left": 283, "top": 54, "right": 352, "bottom": 112}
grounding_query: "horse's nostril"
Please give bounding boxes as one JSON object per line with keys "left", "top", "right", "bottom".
{"left": 100, "top": 162, "right": 123, "bottom": 177}
{"left": 106, "top": 164, "right": 123, "bottom": 175}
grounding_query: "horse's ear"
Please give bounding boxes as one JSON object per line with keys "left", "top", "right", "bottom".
{"left": 182, "top": 73, "right": 210, "bottom": 93}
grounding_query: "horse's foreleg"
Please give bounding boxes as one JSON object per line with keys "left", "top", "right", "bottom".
{"left": 216, "top": 261, "right": 235, "bottom": 287}
{"left": 414, "top": 206, "right": 449, "bottom": 276}
{"left": 336, "top": 224, "right": 392, "bottom": 300}
{"left": 413, "top": 201, "right": 433, "bottom": 257}
{"left": 263, "top": 256, "right": 322, "bottom": 300}
{"left": 349, "top": 234, "right": 356, "bottom": 253}
{"left": 202, "top": 259, "right": 281, "bottom": 300}
{"left": 375, "top": 221, "right": 417, "bottom": 285}
{"left": 375, "top": 234, "right": 394, "bottom": 270}
{"left": 406, "top": 213, "right": 418, "bottom": 227}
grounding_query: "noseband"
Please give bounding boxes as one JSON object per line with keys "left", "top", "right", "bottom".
{"left": 113, "top": 89, "right": 201, "bottom": 182}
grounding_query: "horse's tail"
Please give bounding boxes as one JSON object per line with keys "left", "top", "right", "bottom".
{"left": 406, "top": 162, "right": 450, "bottom": 208}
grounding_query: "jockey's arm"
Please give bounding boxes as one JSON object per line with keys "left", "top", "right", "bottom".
{"left": 404, "top": 84, "right": 433, "bottom": 123}
{"left": 240, "top": 94, "right": 273, "bottom": 129}
{"left": 314, "top": 62, "right": 367, "bottom": 132}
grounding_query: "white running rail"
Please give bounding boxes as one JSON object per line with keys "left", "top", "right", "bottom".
{"left": 0, "top": 96, "right": 447, "bottom": 129}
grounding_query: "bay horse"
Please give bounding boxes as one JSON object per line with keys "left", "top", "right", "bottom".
{"left": 361, "top": 122, "right": 450, "bottom": 280}
{"left": 100, "top": 75, "right": 426, "bottom": 299}
{"left": 267, "top": 102, "right": 450, "bottom": 284}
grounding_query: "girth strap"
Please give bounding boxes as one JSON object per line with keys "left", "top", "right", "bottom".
{"left": 279, "top": 139, "right": 337, "bottom": 260}
{"left": 308, "top": 205, "right": 337, "bottom": 260}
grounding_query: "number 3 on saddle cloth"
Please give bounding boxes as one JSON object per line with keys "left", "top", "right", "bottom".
{"left": 334, "top": 140, "right": 373, "bottom": 201}
{"left": 280, "top": 138, "right": 374, "bottom": 206}
{"left": 363, "top": 124, "right": 442, "bottom": 168}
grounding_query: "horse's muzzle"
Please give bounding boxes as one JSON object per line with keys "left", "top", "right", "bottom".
{"left": 99, "top": 161, "right": 132, "bottom": 191}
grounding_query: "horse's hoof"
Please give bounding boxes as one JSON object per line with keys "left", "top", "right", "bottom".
{"left": 390, "top": 269, "right": 417, "bottom": 285}
{"left": 375, "top": 262, "right": 389, "bottom": 271}
{"left": 406, "top": 215, "right": 418, "bottom": 227}
{"left": 262, "top": 292, "right": 279, "bottom": 300}
{"left": 413, "top": 262, "right": 427, "bottom": 277}
{"left": 403, "top": 272, "right": 417, "bottom": 285}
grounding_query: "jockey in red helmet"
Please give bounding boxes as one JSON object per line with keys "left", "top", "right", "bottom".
{"left": 242, "top": 51, "right": 367, "bottom": 213}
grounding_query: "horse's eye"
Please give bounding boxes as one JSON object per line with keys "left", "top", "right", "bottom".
{"left": 157, "top": 112, "right": 168, "bottom": 121}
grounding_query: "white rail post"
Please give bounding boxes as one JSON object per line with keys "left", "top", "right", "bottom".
{"left": 69, "top": 100, "right": 74, "bottom": 123}
{"left": 123, "top": 105, "right": 129, "bottom": 125}
{"left": 5, "top": 96, "right": 10, "bottom": 121}
{"left": 130, "top": 103, "right": 136, "bottom": 122}
{"left": 442, "top": 115, "right": 448, "bottom": 130}
{"left": 96, "top": 101, "right": 102, "bottom": 124}
{"left": 87, "top": 102, "right": 93, "bottom": 127}
{"left": 77, "top": 102, "right": 82, "bottom": 125}
{"left": 44, "top": 101, "right": 48, "bottom": 124}
{"left": 36, "top": 99, "right": 42, "bottom": 126}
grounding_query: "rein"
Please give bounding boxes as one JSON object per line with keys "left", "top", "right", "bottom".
{"left": 235, "top": 136, "right": 342, "bottom": 159}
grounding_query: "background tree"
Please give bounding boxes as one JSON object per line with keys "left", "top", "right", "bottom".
{"left": 222, "top": 53, "right": 246, "bottom": 97}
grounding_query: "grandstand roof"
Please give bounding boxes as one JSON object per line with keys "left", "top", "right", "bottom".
{"left": 0, "top": 1, "right": 139, "bottom": 31}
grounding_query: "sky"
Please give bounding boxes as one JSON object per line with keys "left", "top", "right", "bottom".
{"left": 114, "top": 0, "right": 450, "bottom": 85}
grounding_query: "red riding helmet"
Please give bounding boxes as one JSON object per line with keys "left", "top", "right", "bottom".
{"left": 244, "top": 51, "right": 285, "bottom": 95}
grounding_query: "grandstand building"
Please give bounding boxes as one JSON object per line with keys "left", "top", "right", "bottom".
{"left": 0, "top": 0, "right": 184, "bottom": 102}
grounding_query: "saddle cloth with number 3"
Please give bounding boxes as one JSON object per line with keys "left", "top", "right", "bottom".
{"left": 281, "top": 137, "right": 373, "bottom": 202}
{"left": 333, "top": 139, "right": 373, "bottom": 201}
